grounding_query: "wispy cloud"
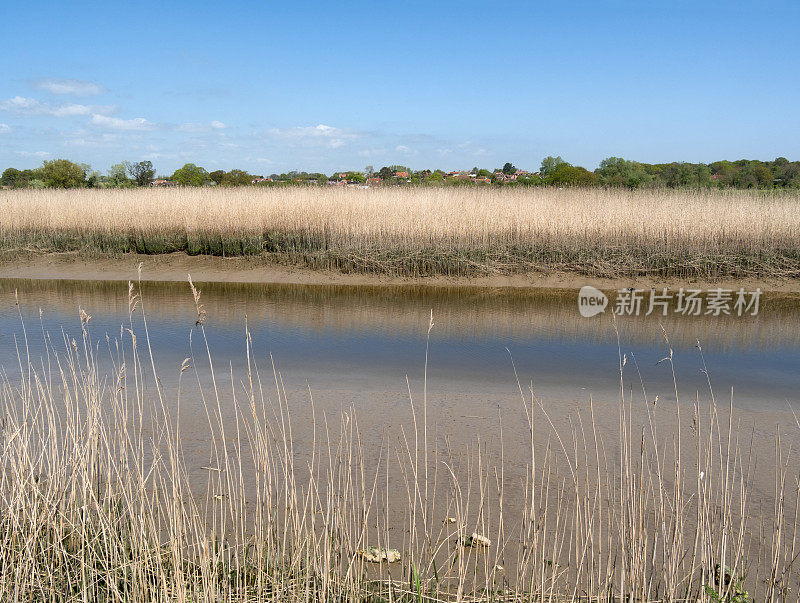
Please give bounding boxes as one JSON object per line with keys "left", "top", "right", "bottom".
{"left": 357, "top": 148, "right": 387, "bottom": 158}
{"left": 91, "top": 114, "right": 154, "bottom": 131}
{"left": 32, "top": 78, "right": 106, "bottom": 96}
{"left": 0, "top": 96, "right": 115, "bottom": 117}
{"left": 64, "top": 132, "right": 119, "bottom": 147}
{"left": 0, "top": 123, "right": 9, "bottom": 134}
{"left": 179, "top": 120, "right": 227, "bottom": 132}
{"left": 267, "top": 124, "right": 358, "bottom": 149}
{"left": 178, "top": 122, "right": 206, "bottom": 132}
{"left": 16, "top": 150, "right": 50, "bottom": 157}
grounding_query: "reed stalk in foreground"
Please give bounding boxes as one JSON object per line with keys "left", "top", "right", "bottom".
{"left": 0, "top": 278, "right": 798, "bottom": 601}
{"left": 3, "top": 187, "right": 800, "bottom": 279}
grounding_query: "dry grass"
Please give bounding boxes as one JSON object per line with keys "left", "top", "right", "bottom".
{"left": 0, "top": 278, "right": 798, "bottom": 601}
{"left": 2, "top": 187, "right": 800, "bottom": 278}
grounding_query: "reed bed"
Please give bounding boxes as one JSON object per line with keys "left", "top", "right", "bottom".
{"left": 2, "top": 187, "right": 800, "bottom": 278}
{"left": 0, "top": 279, "right": 799, "bottom": 601}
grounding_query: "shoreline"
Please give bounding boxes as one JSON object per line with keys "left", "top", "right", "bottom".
{"left": 1, "top": 251, "right": 798, "bottom": 293}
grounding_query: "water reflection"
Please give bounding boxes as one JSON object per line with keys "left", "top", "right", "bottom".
{"left": 0, "top": 278, "right": 799, "bottom": 411}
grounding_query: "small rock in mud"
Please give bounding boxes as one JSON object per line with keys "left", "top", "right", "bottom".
{"left": 360, "top": 546, "right": 401, "bottom": 563}
{"left": 460, "top": 533, "right": 491, "bottom": 548}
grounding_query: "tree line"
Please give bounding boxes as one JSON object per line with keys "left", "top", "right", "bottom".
{"left": 2, "top": 156, "right": 799, "bottom": 189}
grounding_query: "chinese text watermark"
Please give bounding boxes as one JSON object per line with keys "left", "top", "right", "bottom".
{"left": 578, "top": 287, "right": 761, "bottom": 318}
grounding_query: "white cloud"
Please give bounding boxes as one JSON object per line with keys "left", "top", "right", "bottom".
{"left": 91, "top": 113, "right": 154, "bottom": 131}
{"left": 16, "top": 150, "right": 50, "bottom": 157}
{"left": 454, "top": 140, "right": 489, "bottom": 156}
{"left": 395, "top": 145, "right": 410, "bottom": 152}
{"left": 0, "top": 96, "right": 54, "bottom": 114}
{"left": 179, "top": 120, "right": 227, "bottom": 132}
{"left": 178, "top": 122, "right": 205, "bottom": 132}
{"left": 267, "top": 124, "right": 357, "bottom": 149}
{"left": 64, "top": 132, "right": 118, "bottom": 147}
{"left": 0, "top": 96, "right": 114, "bottom": 117}
{"left": 357, "top": 148, "right": 387, "bottom": 157}
{"left": 52, "top": 104, "right": 97, "bottom": 117}
{"left": 33, "top": 78, "right": 106, "bottom": 96}
{"left": 0, "top": 123, "right": 9, "bottom": 134}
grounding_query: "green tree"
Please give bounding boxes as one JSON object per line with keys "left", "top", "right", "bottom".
{"left": 540, "top": 156, "right": 566, "bottom": 177}
{"left": 598, "top": 157, "right": 652, "bottom": 188}
{"left": 107, "top": 163, "right": 133, "bottom": 188}
{"left": 547, "top": 163, "right": 598, "bottom": 186}
{"left": 225, "top": 169, "right": 253, "bottom": 186}
{"left": 171, "top": 163, "right": 208, "bottom": 186}
{"left": 125, "top": 161, "right": 155, "bottom": 186}
{"left": 39, "top": 159, "right": 87, "bottom": 188}
{"left": 1, "top": 168, "right": 33, "bottom": 188}
{"left": 773, "top": 158, "right": 800, "bottom": 187}
{"left": 502, "top": 162, "right": 517, "bottom": 175}
{"left": 209, "top": 170, "right": 226, "bottom": 185}
{"left": 426, "top": 171, "right": 444, "bottom": 184}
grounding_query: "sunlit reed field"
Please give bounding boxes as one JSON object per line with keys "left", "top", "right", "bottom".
{"left": 3, "top": 187, "right": 800, "bottom": 278}
{"left": 1, "top": 280, "right": 799, "bottom": 601}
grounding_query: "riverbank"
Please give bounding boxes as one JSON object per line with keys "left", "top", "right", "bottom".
{"left": 2, "top": 250, "right": 798, "bottom": 292}
{"left": 3, "top": 187, "right": 800, "bottom": 283}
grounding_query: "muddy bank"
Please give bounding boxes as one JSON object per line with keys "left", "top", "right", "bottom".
{"left": 1, "top": 251, "right": 798, "bottom": 292}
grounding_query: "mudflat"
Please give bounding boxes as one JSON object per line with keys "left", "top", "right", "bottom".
{"left": 2, "top": 251, "right": 798, "bottom": 292}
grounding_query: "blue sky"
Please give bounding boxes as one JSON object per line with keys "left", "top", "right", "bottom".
{"left": 1, "top": 1, "right": 798, "bottom": 176}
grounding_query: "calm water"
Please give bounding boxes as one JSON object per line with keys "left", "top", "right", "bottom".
{"left": 1, "top": 278, "right": 799, "bottom": 414}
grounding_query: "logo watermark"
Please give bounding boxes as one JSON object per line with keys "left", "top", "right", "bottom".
{"left": 577, "top": 287, "right": 761, "bottom": 317}
{"left": 578, "top": 286, "right": 608, "bottom": 317}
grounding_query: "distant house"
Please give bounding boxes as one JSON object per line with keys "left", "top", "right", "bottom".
{"left": 366, "top": 177, "right": 382, "bottom": 186}
{"left": 151, "top": 179, "right": 175, "bottom": 187}
{"left": 394, "top": 171, "right": 409, "bottom": 178}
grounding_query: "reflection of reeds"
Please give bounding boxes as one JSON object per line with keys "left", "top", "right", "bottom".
{"left": 3, "top": 277, "right": 800, "bottom": 352}
{"left": 0, "top": 283, "right": 798, "bottom": 600}
{"left": 3, "top": 187, "right": 800, "bottom": 278}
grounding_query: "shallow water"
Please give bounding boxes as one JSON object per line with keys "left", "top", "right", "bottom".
{"left": 2, "top": 277, "right": 799, "bottom": 480}
{"left": 1, "top": 278, "right": 799, "bottom": 413}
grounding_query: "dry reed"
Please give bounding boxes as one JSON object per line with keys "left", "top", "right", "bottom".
{"left": 2, "top": 187, "right": 800, "bottom": 278}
